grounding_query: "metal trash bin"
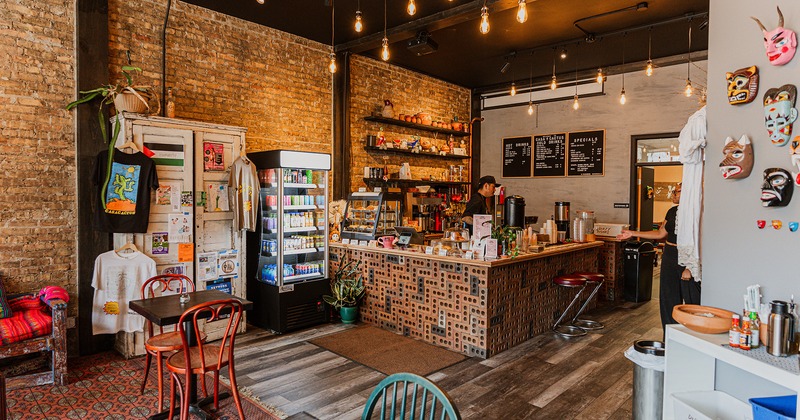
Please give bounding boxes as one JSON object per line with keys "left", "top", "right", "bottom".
{"left": 625, "top": 340, "right": 666, "bottom": 420}
{"left": 623, "top": 241, "right": 655, "bottom": 302}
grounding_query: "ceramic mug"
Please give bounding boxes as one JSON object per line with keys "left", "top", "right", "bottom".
{"left": 379, "top": 236, "right": 397, "bottom": 249}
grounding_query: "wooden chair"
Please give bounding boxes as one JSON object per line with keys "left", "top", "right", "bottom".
{"left": 140, "top": 274, "right": 207, "bottom": 412}
{"left": 362, "top": 373, "right": 462, "bottom": 420}
{"left": 167, "top": 298, "right": 245, "bottom": 420}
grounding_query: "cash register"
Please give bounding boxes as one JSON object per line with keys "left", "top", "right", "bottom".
{"left": 394, "top": 226, "right": 424, "bottom": 247}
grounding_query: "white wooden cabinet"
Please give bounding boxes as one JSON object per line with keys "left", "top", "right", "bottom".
{"left": 663, "top": 325, "right": 798, "bottom": 419}
{"left": 111, "top": 113, "right": 248, "bottom": 356}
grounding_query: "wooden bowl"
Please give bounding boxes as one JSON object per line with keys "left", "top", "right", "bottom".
{"left": 672, "top": 304, "right": 734, "bottom": 334}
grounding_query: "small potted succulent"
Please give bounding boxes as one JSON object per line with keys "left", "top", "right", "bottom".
{"left": 323, "top": 257, "right": 366, "bottom": 324}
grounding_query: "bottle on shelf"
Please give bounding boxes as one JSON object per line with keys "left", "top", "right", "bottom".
{"left": 166, "top": 87, "right": 176, "bottom": 118}
{"left": 728, "top": 314, "right": 741, "bottom": 348}
{"left": 749, "top": 312, "right": 760, "bottom": 348}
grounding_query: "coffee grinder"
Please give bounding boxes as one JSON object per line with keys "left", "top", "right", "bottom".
{"left": 554, "top": 201, "right": 570, "bottom": 238}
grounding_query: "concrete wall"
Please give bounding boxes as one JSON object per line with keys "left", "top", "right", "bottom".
{"left": 481, "top": 61, "right": 706, "bottom": 225}
{"left": 703, "top": 0, "right": 800, "bottom": 309}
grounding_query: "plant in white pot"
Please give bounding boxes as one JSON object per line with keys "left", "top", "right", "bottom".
{"left": 323, "top": 257, "right": 365, "bottom": 324}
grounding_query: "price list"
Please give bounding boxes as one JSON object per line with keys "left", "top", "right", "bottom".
{"left": 502, "top": 136, "right": 532, "bottom": 178}
{"left": 568, "top": 130, "right": 605, "bottom": 176}
{"left": 533, "top": 133, "right": 567, "bottom": 177}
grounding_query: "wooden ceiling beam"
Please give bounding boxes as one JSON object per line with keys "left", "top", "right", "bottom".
{"left": 334, "top": 0, "right": 519, "bottom": 54}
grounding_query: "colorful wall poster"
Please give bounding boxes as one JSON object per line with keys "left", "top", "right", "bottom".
{"left": 203, "top": 142, "right": 225, "bottom": 171}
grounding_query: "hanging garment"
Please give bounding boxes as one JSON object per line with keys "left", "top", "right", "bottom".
{"left": 93, "top": 150, "right": 159, "bottom": 233}
{"left": 91, "top": 250, "right": 156, "bottom": 335}
{"left": 228, "top": 156, "right": 259, "bottom": 231}
{"left": 677, "top": 105, "right": 706, "bottom": 283}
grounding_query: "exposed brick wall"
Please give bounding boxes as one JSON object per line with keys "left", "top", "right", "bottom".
{"left": 108, "top": 0, "right": 333, "bottom": 154}
{"left": 0, "top": 1, "right": 77, "bottom": 296}
{"left": 348, "top": 55, "right": 471, "bottom": 189}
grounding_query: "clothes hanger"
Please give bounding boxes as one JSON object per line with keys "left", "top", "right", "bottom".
{"left": 115, "top": 241, "right": 139, "bottom": 255}
{"left": 118, "top": 140, "right": 141, "bottom": 153}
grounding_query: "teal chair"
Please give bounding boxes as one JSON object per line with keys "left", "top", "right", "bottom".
{"left": 362, "top": 373, "right": 462, "bottom": 420}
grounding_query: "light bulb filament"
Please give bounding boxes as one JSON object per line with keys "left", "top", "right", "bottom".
{"left": 516, "top": 0, "right": 528, "bottom": 23}
{"left": 685, "top": 79, "right": 693, "bottom": 97}
{"left": 550, "top": 76, "right": 557, "bottom": 90}
{"left": 596, "top": 69, "right": 603, "bottom": 84}
{"left": 510, "top": 83, "right": 516, "bottom": 96}
{"left": 619, "top": 89, "right": 627, "bottom": 105}
{"left": 528, "top": 102, "right": 534, "bottom": 115}
{"left": 573, "top": 96, "right": 580, "bottom": 110}
{"left": 328, "top": 54, "right": 337, "bottom": 73}
{"left": 480, "top": 6, "right": 490, "bottom": 34}
{"left": 645, "top": 60, "right": 654, "bottom": 77}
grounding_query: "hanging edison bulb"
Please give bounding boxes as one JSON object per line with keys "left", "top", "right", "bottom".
{"left": 256, "top": 0, "right": 265, "bottom": 4}
{"left": 645, "top": 60, "right": 654, "bottom": 77}
{"left": 516, "top": 0, "right": 528, "bottom": 23}
{"left": 407, "top": 0, "right": 416, "bottom": 16}
{"left": 619, "top": 89, "right": 627, "bottom": 105}
{"left": 528, "top": 101, "right": 534, "bottom": 115}
{"left": 381, "top": 37, "right": 390, "bottom": 61}
{"left": 328, "top": 53, "right": 337, "bottom": 74}
{"left": 510, "top": 83, "right": 517, "bottom": 96}
{"left": 354, "top": 11, "right": 363, "bottom": 32}
{"left": 684, "top": 79, "right": 693, "bottom": 97}
{"left": 550, "top": 75, "right": 557, "bottom": 90}
{"left": 595, "top": 68, "right": 604, "bottom": 84}
{"left": 573, "top": 95, "right": 580, "bottom": 110}
{"left": 479, "top": 6, "right": 490, "bottom": 34}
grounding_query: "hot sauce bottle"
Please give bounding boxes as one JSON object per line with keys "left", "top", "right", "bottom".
{"left": 728, "top": 314, "right": 741, "bottom": 348}
{"left": 740, "top": 318, "right": 752, "bottom": 350}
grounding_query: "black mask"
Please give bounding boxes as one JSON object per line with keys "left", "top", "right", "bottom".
{"left": 761, "top": 167, "right": 793, "bottom": 207}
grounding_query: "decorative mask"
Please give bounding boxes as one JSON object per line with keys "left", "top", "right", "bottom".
{"left": 726, "top": 66, "right": 759, "bottom": 105}
{"left": 763, "top": 84, "right": 798, "bottom": 146}
{"left": 790, "top": 222, "right": 799, "bottom": 232}
{"left": 791, "top": 136, "right": 800, "bottom": 185}
{"left": 772, "top": 220, "right": 783, "bottom": 230}
{"left": 719, "top": 135, "right": 754, "bottom": 179}
{"left": 752, "top": 7, "right": 797, "bottom": 66}
{"left": 761, "top": 167, "right": 793, "bottom": 207}
{"left": 757, "top": 220, "right": 767, "bottom": 229}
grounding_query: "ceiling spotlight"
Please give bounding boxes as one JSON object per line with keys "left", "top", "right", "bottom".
{"left": 516, "top": 0, "right": 528, "bottom": 24}
{"left": 480, "top": 6, "right": 490, "bottom": 34}
{"left": 560, "top": 48, "right": 567, "bottom": 59}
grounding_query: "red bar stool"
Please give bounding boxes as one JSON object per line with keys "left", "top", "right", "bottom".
{"left": 571, "top": 271, "right": 605, "bottom": 331}
{"left": 552, "top": 274, "right": 589, "bottom": 337}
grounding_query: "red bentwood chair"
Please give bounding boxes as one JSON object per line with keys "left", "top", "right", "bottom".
{"left": 140, "top": 274, "right": 207, "bottom": 412}
{"left": 167, "top": 298, "right": 245, "bottom": 420}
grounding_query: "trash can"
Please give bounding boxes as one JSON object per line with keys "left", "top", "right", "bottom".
{"left": 625, "top": 340, "right": 665, "bottom": 420}
{"left": 623, "top": 241, "right": 655, "bottom": 303}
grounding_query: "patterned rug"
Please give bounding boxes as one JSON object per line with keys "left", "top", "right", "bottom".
{"left": 5, "top": 351, "right": 282, "bottom": 419}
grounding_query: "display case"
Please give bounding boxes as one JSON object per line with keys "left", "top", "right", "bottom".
{"left": 246, "top": 150, "right": 331, "bottom": 333}
{"left": 341, "top": 192, "right": 402, "bottom": 241}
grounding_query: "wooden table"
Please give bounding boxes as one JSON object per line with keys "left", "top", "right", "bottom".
{"left": 129, "top": 290, "right": 253, "bottom": 420}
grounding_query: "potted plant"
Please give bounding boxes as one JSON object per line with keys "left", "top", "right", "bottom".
{"left": 323, "top": 257, "right": 365, "bottom": 324}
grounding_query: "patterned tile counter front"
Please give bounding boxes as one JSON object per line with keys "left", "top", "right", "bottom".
{"left": 330, "top": 243, "right": 601, "bottom": 358}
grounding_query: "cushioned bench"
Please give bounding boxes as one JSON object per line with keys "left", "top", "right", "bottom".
{"left": 0, "top": 293, "right": 67, "bottom": 390}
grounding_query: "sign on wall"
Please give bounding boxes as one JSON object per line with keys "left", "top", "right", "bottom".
{"left": 533, "top": 133, "right": 567, "bottom": 177}
{"left": 502, "top": 136, "right": 532, "bottom": 178}
{"left": 567, "top": 129, "right": 605, "bottom": 176}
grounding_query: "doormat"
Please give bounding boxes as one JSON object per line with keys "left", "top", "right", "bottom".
{"left": 309, "top": 325, "right": 467, "bottom": 377}
{"left": 4, "top": 351, "right": 284, "bottom": 419}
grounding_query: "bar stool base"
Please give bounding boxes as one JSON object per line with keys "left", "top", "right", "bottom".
{"left": 573, "top": 319, "right": 604, "bottom": 330}
{"left": 553, "top": 325, "right": 587, "bottom": 337}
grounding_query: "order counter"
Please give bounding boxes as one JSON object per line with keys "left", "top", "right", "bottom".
{"left": 330, "top": 241, "right": 602, "bottom": 358}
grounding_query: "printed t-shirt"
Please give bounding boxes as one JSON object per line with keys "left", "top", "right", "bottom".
{"left": 94, "top": 150, "right": 159, "bottom": 233}
{"left": 91, "top": 250, "right": 156, "bottom": 335}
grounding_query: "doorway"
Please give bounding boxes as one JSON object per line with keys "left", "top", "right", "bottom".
{"left": 629, "top": 133, "right": 683, "bottom": 231}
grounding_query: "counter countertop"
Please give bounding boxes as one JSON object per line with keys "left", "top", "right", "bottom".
{"left": 329, "top": 241, "right": 602, "bottom": 267}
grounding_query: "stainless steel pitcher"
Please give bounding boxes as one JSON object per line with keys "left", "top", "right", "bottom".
{"left": 767, "top": 300, "right": 796, "bottom": 357}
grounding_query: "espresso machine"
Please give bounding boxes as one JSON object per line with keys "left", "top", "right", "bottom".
{"left": 554, "top": 201, "right": 570, "bottom": 237}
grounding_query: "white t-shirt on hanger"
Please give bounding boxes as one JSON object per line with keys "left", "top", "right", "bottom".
{"left": 91, "top": 250, "right": 156, "bottom": 335}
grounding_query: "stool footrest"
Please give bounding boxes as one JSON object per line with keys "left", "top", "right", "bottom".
{"left": 553, "top": 325, "right": 587, "bottom": 337}
{"left": 573, "top": 319, "right": 604, "bottom": 331}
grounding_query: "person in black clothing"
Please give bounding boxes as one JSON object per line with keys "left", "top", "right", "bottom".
{"left": 617, "top": 183, "right": 700, "bottom": 334}
{"left": 461, "top": 175, "right": 500, "bottom": 235}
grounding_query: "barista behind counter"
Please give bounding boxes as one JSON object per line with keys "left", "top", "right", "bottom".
{"left": 461, "top": 175, "right": 500, "bottom": 235}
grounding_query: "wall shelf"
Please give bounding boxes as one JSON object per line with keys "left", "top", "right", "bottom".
{"left": 363, "top": 145, "right": 470, "bottom": 160}
{"left": 364, "top": 115, "right": 470, "bottom": 137}
{"left": 363, "top": 178, "right": 470, "bottom": 187}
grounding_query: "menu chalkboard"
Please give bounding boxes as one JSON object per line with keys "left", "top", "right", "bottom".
{"left": 568, "top": 130, "right": 605, "bottom": 176}
{"left": 502, "top": 136, "right": 532, "bottom": 178}
{"left": 533, "top": 133, "right": 567, "bottom": 177}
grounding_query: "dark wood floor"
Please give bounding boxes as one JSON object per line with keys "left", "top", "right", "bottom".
{"left": 230, "top": 295, "right": 662, "bottom": 419}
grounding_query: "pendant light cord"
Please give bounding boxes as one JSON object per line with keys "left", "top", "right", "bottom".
{"left": 687, "top": 25, "right": 692, "bottom": 80}
{"left": 621, "top": 32, "right": 626, "bottom": 89}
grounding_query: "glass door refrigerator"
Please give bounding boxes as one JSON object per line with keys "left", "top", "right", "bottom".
{"left": 246, "top": 150, "right": 331, "bottom": 333}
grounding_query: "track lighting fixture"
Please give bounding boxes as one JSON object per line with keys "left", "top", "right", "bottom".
{"left": 517, "top": 0, "right": 528, "bottom": 24}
